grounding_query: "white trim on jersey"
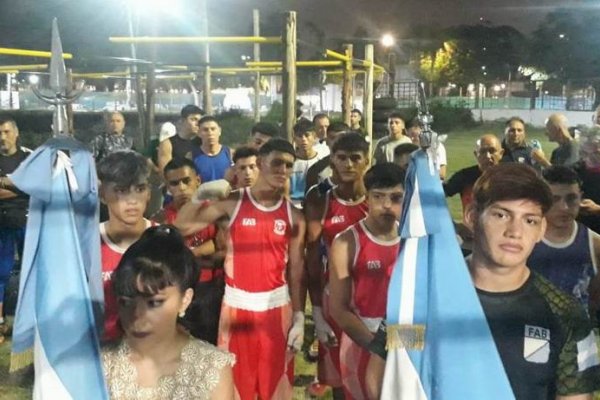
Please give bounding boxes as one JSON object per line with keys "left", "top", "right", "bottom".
{"left": 223, "top": 284, "right": 290, "bottom": 311}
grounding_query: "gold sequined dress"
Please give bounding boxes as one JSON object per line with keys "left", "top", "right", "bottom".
{"left": 102, "top": 338, "right": 235, "bottom": 400}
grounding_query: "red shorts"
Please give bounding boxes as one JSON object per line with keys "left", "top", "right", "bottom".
{"left": 318, "top": 290, "right": 343, "bottom": 387}
{"left": 340, "top": 332, "right": 373, "bottom": 400}
{"left": 218, "top": 302, "right": 294, "bottom": 400}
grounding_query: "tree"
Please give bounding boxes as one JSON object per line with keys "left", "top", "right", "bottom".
{"left": 406, "top": 24, "right": 526, "bottom": 92}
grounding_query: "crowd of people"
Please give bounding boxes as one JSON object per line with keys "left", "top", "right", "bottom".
{"left": 0, "top": 103, "right": 600, "bottom": 399}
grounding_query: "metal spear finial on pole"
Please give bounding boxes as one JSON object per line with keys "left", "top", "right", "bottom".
{"left": 31, "top": 18, "right": 83, "bottom": 137}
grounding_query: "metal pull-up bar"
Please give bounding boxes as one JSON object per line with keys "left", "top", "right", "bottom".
{"left": 0, "top": 47, "right": 73, "bottom": 59}
{"left": 109, "top": 36, "right": 282, "bottom": 44}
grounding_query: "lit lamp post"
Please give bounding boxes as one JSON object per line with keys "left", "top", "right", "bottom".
{"left": 381, "top": 33, "right": 396, "bottom": 98}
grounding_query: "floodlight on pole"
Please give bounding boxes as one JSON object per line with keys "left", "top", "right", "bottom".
{"left": 127, "top": 0, "right": 181, "bottom": 16}
{"left": 28, "top": 75, "right": 40, "bottom": 85}
{"left": 381, "top": 33, "right": 395, "bottom": 48}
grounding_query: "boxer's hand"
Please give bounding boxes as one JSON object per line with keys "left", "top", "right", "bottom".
{"left": 192, "top": 179, "right": 231, "bottom": 203}
{"left": 287, "top": 311, "right": 305, "bottom": 352}
{"left": 312, "top": 306, "right": 337, "bottom": 346}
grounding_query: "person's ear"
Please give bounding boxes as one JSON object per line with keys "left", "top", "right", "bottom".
{"left": 463, "top": 203, "right": 478, "bottom": 232}
{"left": 180, "top": 288, "right": 194, "bottom": 314}
{"left": 537, "top": 218, "right": 547, "bottom": 243}
{"left": 98, "top": 181, "right": 107, "bottom": 205}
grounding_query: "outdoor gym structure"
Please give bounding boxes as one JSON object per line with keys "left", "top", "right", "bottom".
{"left": 0, "top": 10, "right": 385, "bottom": 151}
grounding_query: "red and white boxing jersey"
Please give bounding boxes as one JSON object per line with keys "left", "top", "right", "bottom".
{"left": 100, "top": 219, "right": 153, "bottom": 341}
{"left": 225, "top": 188, "right": 293, "bottom": 292}
{"left": 163, "top": 203, "right": 217, "bottom": 250}
{"left": 321, "top": 189, "right": 368, "bottom": 250}
{"left": 348, "top": 219, "right": 400, "bottom": 321}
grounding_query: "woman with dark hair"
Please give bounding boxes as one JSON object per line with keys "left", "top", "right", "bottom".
{"left": 102, "top": 225, "right": 235, "bottom": 400}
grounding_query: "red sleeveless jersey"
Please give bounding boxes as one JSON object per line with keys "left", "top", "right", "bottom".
{"left": 100, "top": 219, "right": 154, "bottom": 341}
{"left": 163, "top": 203, "right": 217, "bottom": 250}
{"left": 321, "top": 189, "right": 368, "bottom": 250}
{"left": 348, "top": 219, "right": 400, "bottom": 318}
{"left": 225, "top": 188, "right": 293, "bottom": 292}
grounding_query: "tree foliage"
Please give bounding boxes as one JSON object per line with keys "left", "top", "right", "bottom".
{"left": 407, "top": 24, "right": 526, "bottom": 89}
{"left": 529, "top": 9, "right": 600, "bottom": 81}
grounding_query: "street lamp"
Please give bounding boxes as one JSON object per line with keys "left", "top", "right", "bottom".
{"left": 381, "top": 33, "right": 395, "bottom": 48}
{"left": 381, "top": 33, "right": 396, "bottom": 97}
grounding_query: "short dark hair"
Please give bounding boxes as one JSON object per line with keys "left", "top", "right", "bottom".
{"left": 97, "top": 151, "right": 149, "bottom": 187}
{"left": 233, "top": 146, "right": 259, "bottom": 164}
{"left": 542, "top": 165, "right": 581, "bottom": 187}
{"left": 198, "top": 115, "right": 219, "bottom": 126}
{"left": 180, "top": 104, "right": 203, "bottom": 119}
{"left": 251, "top": 122, "right": 279, "bottom": 138}
{"left": 394, "top": 143, "right": 419, "bottom": 157}
{"left": 164, "top": 157, "right": 198, "bottom": 175}
{"left": 313, "top": 113, "right": 329, "bottom": 124}
{"left": 293, "top": 119, "right": 315, "bottom": 136}
{"left": 472, "top": 163, "right": 553, "bottom": 214}
{"left": 258, "top": 138, "right": 296, "bottom": 159}
{"left": 331, "top": 132, "right": 369, "bottom": 155}
{"left": 506, "top": 116, "right": 525, "bottom": 127}
{"left": 113, "top": 225, "right": 198, "bottom": 298}
{"left": 406, "top": 117, "right": 421, "bottom": 129}
{"left": 0, "top": 115, "right": 18, "bottom": 130}
{"left": 364, "top": 162, "right": 406, "bottom": 191}
{"left": 328, "top": 121, "right": 350, "bottom": 134}
{"left": 388, "top": 112, "right": 405, "bottom": 121}
{"left": 351, "top": 109, "right": 362, "bottom": 116}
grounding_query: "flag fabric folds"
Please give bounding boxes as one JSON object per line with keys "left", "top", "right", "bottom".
{"left": 381, "top": 149, "right": 514, "bottom": 399}
{"left": 10, "top": 137, "right": 108, "bottom": 399}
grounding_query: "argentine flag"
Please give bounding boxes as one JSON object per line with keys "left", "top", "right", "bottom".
{"left": 10, "top": 139, "right": 108, "bottom": 399}
{"left": 381, "top": 150, "right": 514, "bottom": 399}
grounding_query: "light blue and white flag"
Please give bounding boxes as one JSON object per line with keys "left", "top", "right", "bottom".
{"left": 381, "top": 150, "right": 514, "bottom": 399}
{"left": 10, "top": 138, "right": 108, "bottom": 400}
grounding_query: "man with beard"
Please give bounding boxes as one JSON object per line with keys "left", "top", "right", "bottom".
{"left": 501, "top": 116, "right": 549, "bottom": 169}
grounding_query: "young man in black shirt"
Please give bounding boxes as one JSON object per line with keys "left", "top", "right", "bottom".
{"left": 464, "top": 163, "right": 600, "bottom": 399}
{"left": 0, "top": 116, "right": 30, "bottom": 342}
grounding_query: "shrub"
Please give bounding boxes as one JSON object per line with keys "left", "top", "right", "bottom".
{"left": 215, "top": 109, "right": 255, "bottom": 147}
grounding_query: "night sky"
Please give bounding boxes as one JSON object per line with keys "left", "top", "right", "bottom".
{"left": 0, "top": 0, "right": 592, "bottom": 66}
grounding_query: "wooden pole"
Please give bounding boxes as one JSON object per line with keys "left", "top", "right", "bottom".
{"left": 144, "top": 64, "right": 156, "bottom": 151}
{"left": 282, "top": 11, "right": 297, "bottom": 142}
{"left": 253, "top": 9, "right": 261, "bottom": 122}
{"left": 342, "top": 44, "right": 353, "bottom": 126}
{"left": 135, "top": 72, "right": 146, "bottom": 142}
{"left": 364, "top": 44, "right": 374, "bottom": 156}
{"left": 201, "top": 0, "right": 212, "bottom": 114}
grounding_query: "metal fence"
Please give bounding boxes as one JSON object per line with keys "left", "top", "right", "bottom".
{"left": 375, "top": 79, "right": 599, "bottom": 112}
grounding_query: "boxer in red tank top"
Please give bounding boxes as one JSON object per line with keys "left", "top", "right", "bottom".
{"left": 304, "top": 133, "right": 370, "bottom": 395}
{"left": 97, "top": 152, "right": 153, "bottom": 343}
{"left": 329, "top": 163, "right": 405, "bottom": 400}
{"left": 175, "top": 139, "right": 306, "bottom": 400}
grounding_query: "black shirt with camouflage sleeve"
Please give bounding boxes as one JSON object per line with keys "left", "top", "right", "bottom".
{"left": 477, "top": 272, "right": 600, "bottom": 400}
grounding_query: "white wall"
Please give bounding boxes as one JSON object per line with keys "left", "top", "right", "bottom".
{"left": 472, "top": 108, "right": 595, "bottom": 127}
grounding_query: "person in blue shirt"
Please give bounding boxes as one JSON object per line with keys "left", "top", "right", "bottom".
{"left": 192, "top": 116, "right": 233, "bottom": 184}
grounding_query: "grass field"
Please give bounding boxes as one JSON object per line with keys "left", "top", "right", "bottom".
{"left": 0, "top": 121, "right": 592, "bottom": 400}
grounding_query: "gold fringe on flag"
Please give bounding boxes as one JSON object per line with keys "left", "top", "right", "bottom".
{"left": 387, "top": 324, "right": 426, "bottom": 351}
{"left": 9, "top": 348, "right": 34, "bottom": 373}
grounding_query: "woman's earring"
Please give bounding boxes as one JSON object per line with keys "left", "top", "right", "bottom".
{"left": 178, "top": 310, "right": 186, "bottom": 318}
